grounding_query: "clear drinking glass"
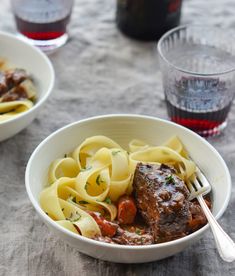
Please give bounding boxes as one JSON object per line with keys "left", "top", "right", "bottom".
{"left": 158, "top": 25, "right": 235, "bottom": 137}
{"left": 11, "top": 0, "right": 74, "bottom": 52}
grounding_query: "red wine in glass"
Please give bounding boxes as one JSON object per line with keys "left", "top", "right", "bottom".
{"left": 11, "top": 0, "right": 74, "bottom": 51}
{"left": 165, "top": 77, "right": 234, "bottom": 137}
{"left": 14, "top": 14, "right": 71, "bottom": 41}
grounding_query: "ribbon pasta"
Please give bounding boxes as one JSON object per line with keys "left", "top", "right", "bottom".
{"left": 0, "top": 100, "right": 33, "bottom": 122}
{"left": 40, "top": 135, "right": 196, "bottom": 239}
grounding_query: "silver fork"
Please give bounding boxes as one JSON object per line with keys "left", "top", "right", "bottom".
{"left": 180, "top": 165, "right": 235, "bottom": 262}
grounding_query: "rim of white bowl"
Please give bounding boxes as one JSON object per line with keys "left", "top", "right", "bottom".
{"left": 25, "top": 114, "right": 232, "bottom": 250}
{"left": 0, "top": 31, "right": 55, "bottom": 125}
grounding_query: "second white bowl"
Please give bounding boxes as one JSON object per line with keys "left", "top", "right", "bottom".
{"left": 0, "top": 31, "right": 54, "bottom": 142}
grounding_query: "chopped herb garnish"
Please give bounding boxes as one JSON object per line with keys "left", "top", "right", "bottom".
{"left": 79, "top": 200, "right": 88, "bottom": 204}
{"left": 103, "top": 214, "right": 110, "bottom": 220}
{"left": 135, "top": 228, "right": 141, "bottom": 235}
{"left": 96, "top": 175, "right": 104, "bottom": 186}
{"left": 112, "top": 150, "right": 121, "bottom": 156}
{"left": 71, "top": 217, "right": 81, "bottom": 222}
{"left": 165, "top": 174, "right": 175, "bottom": 184}
{"left": 61, "top": 208, "right": 64, "bottom": 211}
{"left": 104, "top": 197, "right": 112, "bottom": 204}
{"left": 85, "top": 182, "right": 90, "bottom": 191}
{"left": 69, "top": 212, "right": 81, "bottom": 222}
{"left": 81, "top": 165, "right": 92, "bottom": 172}
{"left": 67, "top": 195, "right": 77, "bottom": 204}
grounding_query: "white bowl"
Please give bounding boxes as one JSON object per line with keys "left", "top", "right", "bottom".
{"left": 0, "top": 31, "right": 54, "bottom": 142}
{"left": 25, "top": 114, "right": 231, "bottom": 263}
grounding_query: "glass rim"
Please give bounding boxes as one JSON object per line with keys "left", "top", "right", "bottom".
{"left": 157, "top": 25, "right": 235, "bottom": 76}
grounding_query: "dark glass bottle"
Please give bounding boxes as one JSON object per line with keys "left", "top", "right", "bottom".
{"left": 116, "top": 0, "right": 182, "bottom": 41}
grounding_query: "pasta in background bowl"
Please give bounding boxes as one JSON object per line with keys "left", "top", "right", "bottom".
{"left": 0, "top": 31, "right": 54, "bottom": 142}
{"left": 25, "top": 114, "right": 231, "bottom": 263}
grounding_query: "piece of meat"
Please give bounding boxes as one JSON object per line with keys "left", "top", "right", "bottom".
{"left": 89, "top": 212, "right": 118, "bottom": 238}
{"left": 188, "top": 196, "right": 211, "bottom": 232}
{"left": 112, "top": 227, "right": 154, "bottom": 245}
{"left": 1, "top": 86, "right": 28, "bottom": 102}
{"left": 0, "top": 72, "right": 7, "bottom": 96}
{"left": 133, "top": 163, "right": 191, "bottom": 243}
{"left": 93, "top": 223, "right": 154, "bottom": 245}
{"left": 117, "top": 196, "right": 137, "bottom": 224}
{"left": 0, "top": 69, "right": 28, "bottom": 98}
{"left": 5, "top": 69, "right": 28, "bottom": 89}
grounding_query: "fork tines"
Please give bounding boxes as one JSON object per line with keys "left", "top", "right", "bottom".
{"left": 186, "top": 168, "right": 211, "bottom": 201}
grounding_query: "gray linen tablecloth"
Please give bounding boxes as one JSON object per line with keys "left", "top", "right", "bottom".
{"left": 1, "top": 0, "right": 235, "bottom": 275}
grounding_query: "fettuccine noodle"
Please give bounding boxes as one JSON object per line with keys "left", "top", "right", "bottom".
{"left": 0, "top": 100, "right": 33, "bottom": 122}
{"left": 40, "top": 135, "right": 196, "bottom": 238}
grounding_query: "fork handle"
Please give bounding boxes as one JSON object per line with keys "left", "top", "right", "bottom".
{"left": 197, "top": 195, "right": 235, "bottom": 262}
